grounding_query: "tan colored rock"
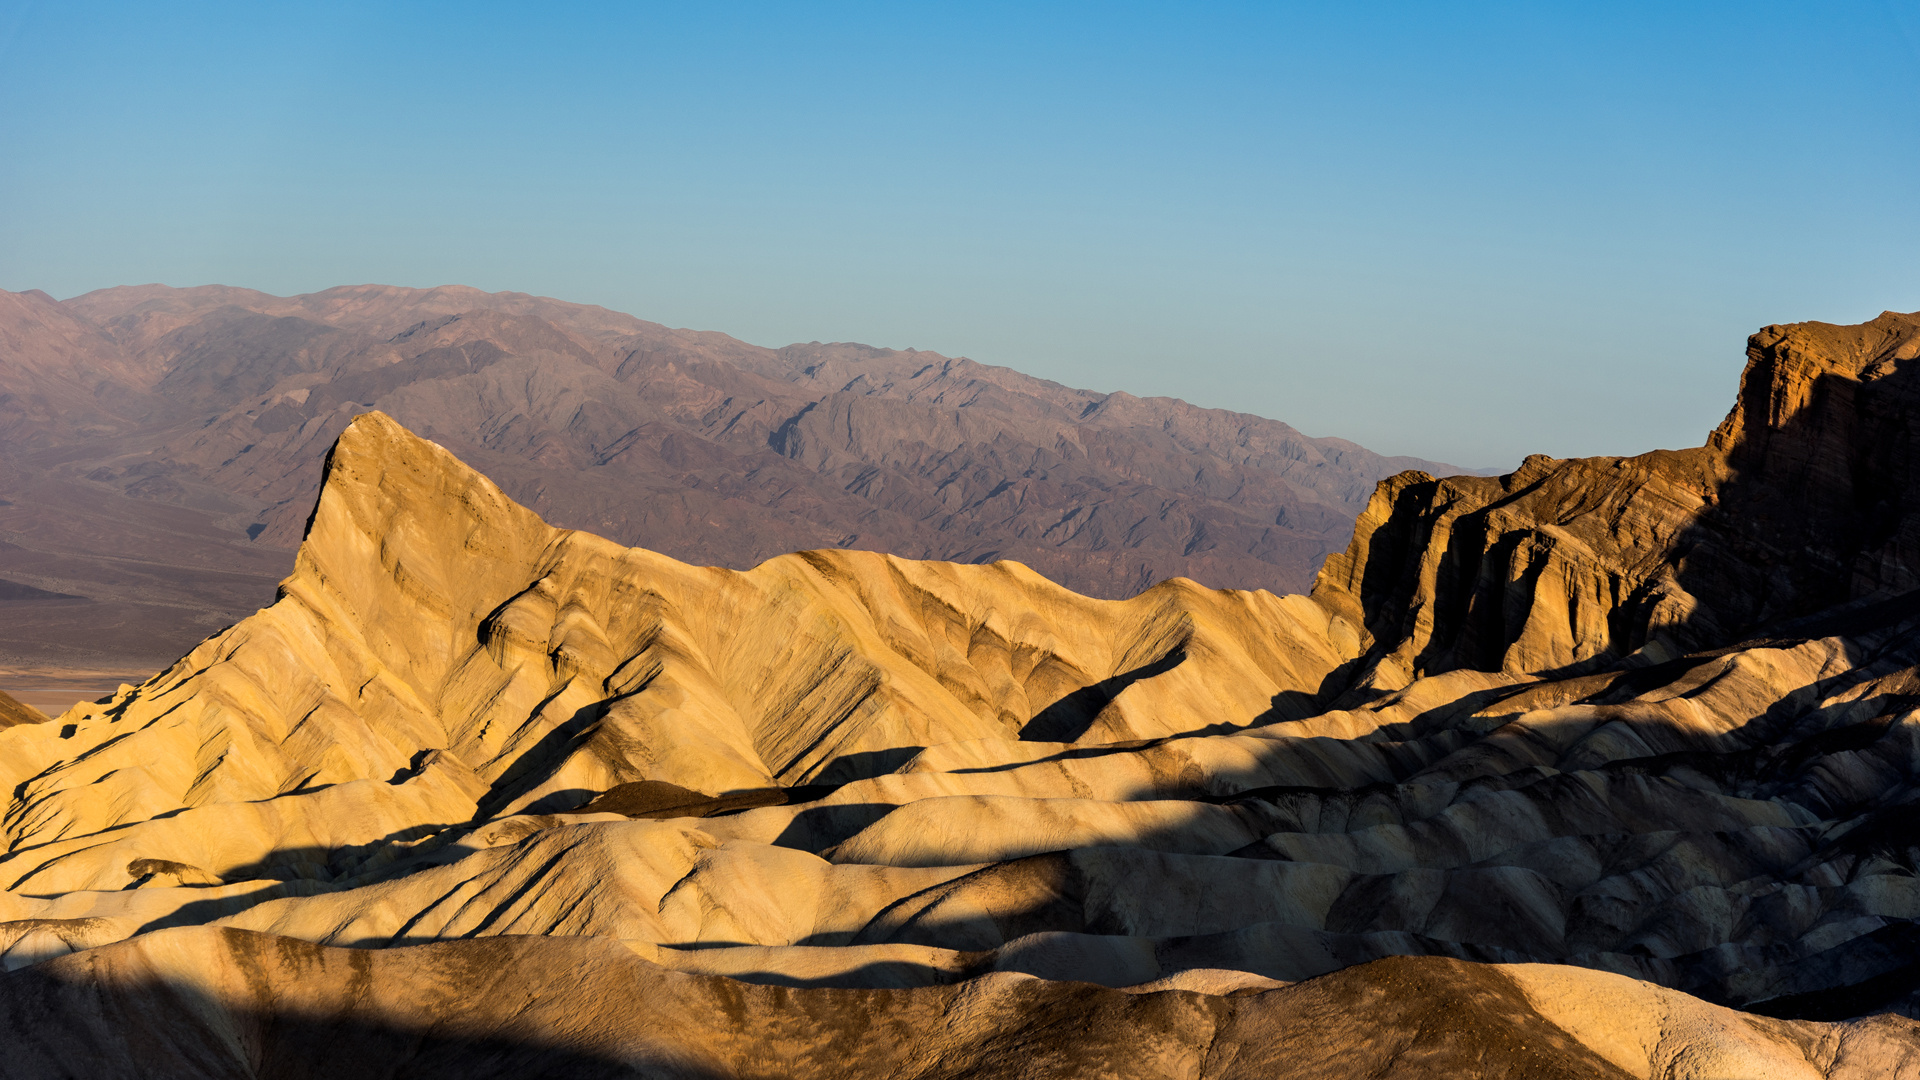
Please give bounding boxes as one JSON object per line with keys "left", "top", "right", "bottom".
{"left": 0, "top": 689, "right": 47, "bottom": 729}
{"left": 1314, "top": 310, "right": 1920, "bottom": 685}
{"left": 5, "top": 311, "right": 1920, "bottom": 1073}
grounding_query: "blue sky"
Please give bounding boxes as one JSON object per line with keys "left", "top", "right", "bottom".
{"left": 3, "top": 2, "right": 1917, "bottom": 467}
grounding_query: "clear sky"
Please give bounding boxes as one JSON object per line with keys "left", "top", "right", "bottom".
{"left": 4, "top": 2, "right": 1918, "bottom": 468}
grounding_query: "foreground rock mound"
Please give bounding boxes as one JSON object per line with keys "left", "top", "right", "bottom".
{"left": 7, "top": 927, "right": 1918, "bottom": 1079}
{"left": 6, "top": 311, "right": 1920, "bottom": 1076}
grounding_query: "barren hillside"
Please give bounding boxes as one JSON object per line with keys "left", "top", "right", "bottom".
{"left": 2, "top": 311, "right": 1920, "bottom": 1076}
{"left": 0, "top": 283, "right": 1464, "bottom": 674}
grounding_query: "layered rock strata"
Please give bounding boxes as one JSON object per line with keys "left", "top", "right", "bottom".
{"left": 1315, "top": 310, "right": 1920, "bottom": 682}
{"left": 4, "top": 312, "right": 1920, "bottom": 1076}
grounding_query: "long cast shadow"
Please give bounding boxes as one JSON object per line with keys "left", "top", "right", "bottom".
{"left": 1019, "top": 648, "right": 1187, "bottom": 742}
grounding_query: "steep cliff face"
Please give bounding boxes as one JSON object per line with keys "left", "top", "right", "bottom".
{"left": 1704, "top": 314, "right": 1920, "bottom": 606}
{"left": 1314, "top": 310, "right": 1920, "bottom": 688}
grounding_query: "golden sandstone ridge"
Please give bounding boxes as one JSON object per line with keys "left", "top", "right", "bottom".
{"left": 8, "top": 313, "right": 1920, "bottom": 1077}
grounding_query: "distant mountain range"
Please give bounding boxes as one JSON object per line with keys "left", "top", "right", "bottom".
{"left": 0, "top": 283, "right": 1469, "bottom": 672}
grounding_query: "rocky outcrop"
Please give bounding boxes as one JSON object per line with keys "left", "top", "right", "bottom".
{"left": 8, "top": 311, "right": 1920, "bottom": 1075}
{"left": 0, "top": 412, "right": 1357, "bottom": 898}
{"left": 1313, "top": 310, "right": 1920, "bottom": 686}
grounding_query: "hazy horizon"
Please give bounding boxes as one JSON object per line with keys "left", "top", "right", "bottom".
{"left": 5, "top": 2, "right": 1917, "bottom": 467}
{"left": 24, "top": 278, "right": 1511, "bottom": 471}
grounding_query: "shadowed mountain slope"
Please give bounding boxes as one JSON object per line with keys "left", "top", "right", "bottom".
{"left": 0, "top": 689, "right": 44, "bottom": 729}
{"left": 0, "top": 283, "right": 1465, "bottom": 673}
{"left": 4, "top": 311, "right": 1920, "bottom": 1076}
{"left": 1314, "top": 309, "right": 1920, "bottom": 685}
{"left": 8, "top": 928, "right": 1920, "bottom": 1079}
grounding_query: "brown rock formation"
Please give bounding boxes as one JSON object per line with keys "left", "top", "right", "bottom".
{"left": 0, "top": 689, "right": 46, "bottom": 729}
{"left": 1314, "top": 310, "right": 1920, "bottom": 686}
{"left": 6, "top": 311, "right": 1920, "bottom": 1075}
{"left": 9, "top": 927, "right": 1918, "bottom": 1079}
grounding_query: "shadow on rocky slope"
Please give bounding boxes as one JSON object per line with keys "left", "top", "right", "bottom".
{"left": 19, "top": 928, "right": 1900, "bottom": 1080}
{"left": 1312, "top": 310, "right": 1920, "bottom": 695}
{"left": 9, "top": 312, "right": 1920, "bottom": 1076}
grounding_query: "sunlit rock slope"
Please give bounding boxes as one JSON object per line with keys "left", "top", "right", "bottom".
{"left": 5, "top": 310, "right": 1920, "bottom": 1077}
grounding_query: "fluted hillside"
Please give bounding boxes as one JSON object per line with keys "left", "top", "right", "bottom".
{"left": 7, "top": 311, "right": 1920, "bottom": 1077}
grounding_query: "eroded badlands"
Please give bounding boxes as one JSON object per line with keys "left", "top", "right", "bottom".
{"left": 7, "top": 312, "right": 1920, "bottom": 1077}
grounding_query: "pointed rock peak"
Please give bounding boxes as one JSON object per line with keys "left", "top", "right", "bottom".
{"left": 333, "top": 406, "right": 427, "bottom": 452}
{"left": 1709, "top": 309, "right": 1920, "bottom": 455}
{"left": 307, "top": 410, "right": 544, "bottom": 537}
{"left": 305, "top": 410, "right": 473, "bottom": 534}
{"left": 292, "top": 411, "right": 555, "bottom": 611}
